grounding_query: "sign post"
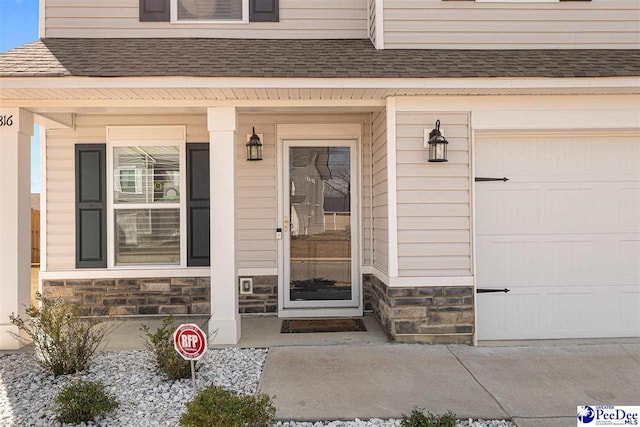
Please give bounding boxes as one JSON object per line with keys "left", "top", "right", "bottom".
{"left": 173, "top": 324, "right": 208, "bottom": 391}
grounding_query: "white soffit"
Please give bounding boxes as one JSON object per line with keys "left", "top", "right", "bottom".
{"left": 0, "top": 77, "right": 638, "bottom": 105}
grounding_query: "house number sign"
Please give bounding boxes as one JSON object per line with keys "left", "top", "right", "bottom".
{"left": 0, "top": 115, "right": 14, "bottom": 127}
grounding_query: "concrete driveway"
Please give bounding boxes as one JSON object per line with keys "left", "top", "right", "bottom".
{"left": 259, "top": 342, "right": 640, "bottom": 427}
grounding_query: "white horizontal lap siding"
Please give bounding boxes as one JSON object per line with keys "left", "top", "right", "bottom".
{"left": 396, "top": 111, "right": 472, "bottom": 277}
{"left": 383, "top": 0, "right": 640, "bottom": 49}
{"left": 45, "top": 114, "right": 208, "bottom": 271}
{"left": 45, "top": 0, "right": 367, "bottom": 38}
{"left": 372, "top": 109, "right": 388, "bottom": 274}
{"left": 46, "top": 112, "right": 370, "bottom": 273}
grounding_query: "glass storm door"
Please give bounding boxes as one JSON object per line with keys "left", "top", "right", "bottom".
{"left": 283, "top": 140, "right": 359, "bottom": 309}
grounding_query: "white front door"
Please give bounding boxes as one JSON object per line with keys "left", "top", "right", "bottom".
{"left": 281, "top": 140, "right": 360, "bottom": 311}
{"left": 475, "top": 132, "right": 640, "bottom": 340}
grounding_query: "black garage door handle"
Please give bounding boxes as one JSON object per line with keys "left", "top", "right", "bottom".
{"left": 475, "top": 177, "right": 509, "bottom": 182}
{"left": 477, "top": 288, "right": 511, "bottom": 294}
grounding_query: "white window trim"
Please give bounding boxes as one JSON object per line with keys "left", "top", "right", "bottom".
{"left": 170, "top": 0, "right": 249, "bottom": 24}
{"left": 106, "top": 128, "right": 187, "bottom": 270}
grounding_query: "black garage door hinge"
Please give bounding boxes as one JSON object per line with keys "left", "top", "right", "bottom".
{"left": 475, "top": 177, "right": 509, "bottom": 182}
{"left": 476, "top": 288, "right": 511, "bottom": 294}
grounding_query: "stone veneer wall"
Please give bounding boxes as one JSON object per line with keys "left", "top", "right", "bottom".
{"left": 238, "top": 276, "right": 278, "bottom": 314}
{"left": 43, "top": 278, "right": 210, "bottom": 316}
{"left": 364, "top": 274, "right": 474, "bottom": 344}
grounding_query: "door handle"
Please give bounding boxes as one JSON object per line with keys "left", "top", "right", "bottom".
{"left": 283, "top": 216, "right": 289, "bottom": 232}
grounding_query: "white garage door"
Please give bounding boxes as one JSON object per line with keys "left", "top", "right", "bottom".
{"left": 476, "top": 132, "right": 640, "bottom": 340}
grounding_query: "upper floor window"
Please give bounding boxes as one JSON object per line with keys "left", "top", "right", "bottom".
{"left": 172, "top": 0, "right": 248, "bottom": 23}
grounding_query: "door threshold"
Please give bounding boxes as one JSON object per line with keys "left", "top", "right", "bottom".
{"left": 278, "top": 307, "right": 363, "bottom": 319}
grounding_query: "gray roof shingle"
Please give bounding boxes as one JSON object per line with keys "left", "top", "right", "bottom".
{"left": 1, "top": 38, "right": 639, "bottom": 78}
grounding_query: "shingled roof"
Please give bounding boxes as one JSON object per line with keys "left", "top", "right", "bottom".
{"left": 1, "top": 38, "right": 639, "bottom": 78}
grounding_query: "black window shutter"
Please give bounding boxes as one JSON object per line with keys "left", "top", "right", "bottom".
{"left": 140, "top": 0, "right": 170, "bottom": 22}
{"left": 250, "top": 0, "right": 279, "bottom": 22}
{"left": 187, "top": 143, "right": 210, "bottom": 266}
{"left": 75, "top": 144, "right": 107, "bottom": 268}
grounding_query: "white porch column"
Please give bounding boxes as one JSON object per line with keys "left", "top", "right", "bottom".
{"left": 0, "top": 108, "right": 33, "bottom": 350}
{"left": 207, "top": 107, "right": 241, "bottom": 344}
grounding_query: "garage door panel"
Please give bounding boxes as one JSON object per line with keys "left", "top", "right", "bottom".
{"left": 541, "top": 137, "right": 594, "bottom": 178}
{"left": 545, "top": 292, "right": 593, "bottom": 333}
{"left": 478, "top": 184, "right": 629, "bottom": 235}
{"left": 476, "top": 238, "right": 541, "bottom": 285}
{"left": 477, "top": 234, "right": 630, "bottom": 287}
{"left": 612, "top": 136, "right": 640, "bottom": 178}
{"left": 477, "top": 292, "right": 545, "bottom": 339}
{"left": 619, "top": 188, "right": 640, "bottom": 228}
{"left": 619, "top": 291, "right": 640, "bottom": 335}
{"left": 545, "top": 240, "right": 595, "bottom": 283}
{"left": 619, "top": 240, "right": 640, "bottom": 281}
{"left": 544, "top": 188, "right": 595, "bottom": 232}
{"left": 476, "top": 133, "right": 640, "bottom": 340}
{"left": 479, "top": 286, "right": 640, "bottom": 340}
{"left": 477, "top": 187, "right": 540, "bottom": 234}
{"left": 475, "top": 137, "right": 540, "bottom": 178}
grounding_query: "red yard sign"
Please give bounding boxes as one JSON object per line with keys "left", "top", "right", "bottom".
{"left": 174, "top": 324, "right": 207, "bottom": 361}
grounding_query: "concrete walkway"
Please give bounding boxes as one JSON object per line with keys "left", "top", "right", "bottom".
{"left": 259, "top": 342, "right": 640, "bottom": 427}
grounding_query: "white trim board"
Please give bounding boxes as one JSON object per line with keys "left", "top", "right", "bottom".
{"left": 38, "top": 0, "right": 45, "bottom": 39}
{"left": 471, "top": 110, "right": 640, "bottom": 131}
{"left": 39, "top": 126, "right": 47, "bottom": 274}
{"left": 1, "top": 77, "right": 637, "bottom": 90}
{"left": 362, "top": 266, "right": 474, "bottom": 288}
{"left": 394, "top": 95, "right": 640, "bottom": 112}
{"left": 362, "top": 265, "right": 389, "bottom": 286}
{"left": 390, "top": 276, "right": 474, "bottom": 287}
{"left": 470, "top": 125, "right": 479, "bottom": 347}
{"left": 374, "top": 0, "right": 385, "bottom": 50}
{"left": 385, "top": 97, "right": 399, "bottom": 278}
{"left": 40, "top": 268, "right": 211, "bottom": 280}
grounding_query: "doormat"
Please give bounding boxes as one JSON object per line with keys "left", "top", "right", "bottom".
{"left": 280, "top": 319, "right": 367, "bottom": 333}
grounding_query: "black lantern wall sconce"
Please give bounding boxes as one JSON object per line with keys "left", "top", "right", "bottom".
{"left": 426, "top": 120, "right": 449, "bottom": 162}
{"left": 246, "top": 127, "right": 263, "bottom": 161}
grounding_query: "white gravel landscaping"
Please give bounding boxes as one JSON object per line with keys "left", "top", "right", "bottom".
{"left": 0, "top": 349, "right": 514, "bottom": 427}
{"left": 0, "top": 348, "right": 267, "bottom": 427}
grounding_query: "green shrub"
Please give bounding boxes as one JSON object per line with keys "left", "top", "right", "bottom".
{"left": 141, "top": 315, "right": 193, "bottom": 380}
{"left": 55, "top": 379, "right": 119, "bottom": 424}
{"left": 9, "top": 293, "right": 111, "bottom": 376}
{"left": 180, "top": 385, "right": 276, "bottom": 427}
{"left": 401, "top": 409, "right": 457, "bottom": 427}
